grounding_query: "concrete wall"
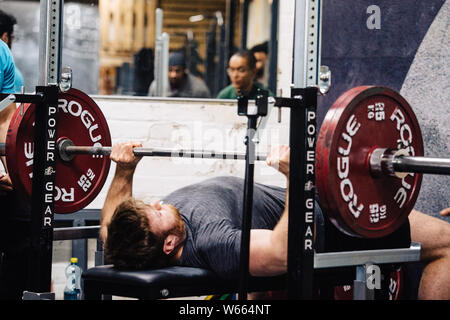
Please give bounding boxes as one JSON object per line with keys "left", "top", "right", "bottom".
{"left": 400, "top": 1, "right": 450, "bottom": 216}
{"left": 317, "top": 0, "right": 449, "bottom": 220}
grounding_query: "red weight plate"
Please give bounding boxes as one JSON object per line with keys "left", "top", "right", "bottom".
{"left": 6, "top": 88, "right": 111, "bottom": 213}
{"left": 316, "top": 86, "right": 424, "bottom": 238}
{"left": 333, "top": 284, "right": 353, "bottom": 300}
{"left": 388, "top": 267, "right": 403, "bottom": 300}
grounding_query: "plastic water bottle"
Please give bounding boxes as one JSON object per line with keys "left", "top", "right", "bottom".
{"left": 63, "top": 257, "right": 82, "bottom": 300}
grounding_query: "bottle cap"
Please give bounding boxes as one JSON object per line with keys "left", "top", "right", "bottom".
{"left": 70, "top": 257, "right": 78, "bottom": 264}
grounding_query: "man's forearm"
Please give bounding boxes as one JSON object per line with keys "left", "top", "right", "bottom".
{"left": 270, "top": 178, "right": 289, "bottom": 263}
{"left": 0, "top": 104, "right": 16, "bottom": 174}
{"left": 100, "top": 167, "right": 135, "bottom": 241}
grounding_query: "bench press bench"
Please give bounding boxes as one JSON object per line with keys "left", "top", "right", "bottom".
{"left": 81, "top": 220, "right": 421, "bottom": 300}
{"left": 82, "top": 265, "right": 286, "bottom": 300}
{"left": 82, "top": 242, "right": 421, "bottom": 300}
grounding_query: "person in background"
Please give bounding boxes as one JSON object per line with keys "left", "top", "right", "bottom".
{"left": 0, "top": 36, "right": 15, "bottom": 194}
{"left": 0, "top": 10, "right": 24, "bottom": 93}
{"left": 149, "top": 51, "right": 210, "bottom": 98}
{"left": 217, "top": 50, "right": 272, "bottom": 100}
{"left": 250, "top": 41, "right": 269, "bottom": 87}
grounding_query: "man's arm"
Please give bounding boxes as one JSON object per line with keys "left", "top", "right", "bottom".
{"left": 249, "top": 145, "right": 290, "bottom": 276}
{"left": 1, "top": 41, "right": 19, "bottom": 193}
{"left": 0, "top": 103, "right": 17, "bottom": 195}
{"left": 100, "top": 141, "right": 143, "bottom": 242}
{"left": 0, "top": 40, "right": 16, "bottom": 94}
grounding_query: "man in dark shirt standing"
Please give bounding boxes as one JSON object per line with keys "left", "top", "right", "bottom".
{"left": 149, "top": 52, "right": 211, "bottom": 98}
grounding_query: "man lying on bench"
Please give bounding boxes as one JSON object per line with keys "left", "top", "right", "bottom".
{"left": 100, "top": 142, "right": 450, "bottom": 300}
{"left": 100, "top": 144, "right": 296, "bottom": 280}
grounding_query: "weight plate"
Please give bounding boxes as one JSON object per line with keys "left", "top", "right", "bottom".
{"left": 6, "top": 88, "right": 111, "bottom": 213}
{"left": 316, "top": 86, "right": 424, "bottom": 238}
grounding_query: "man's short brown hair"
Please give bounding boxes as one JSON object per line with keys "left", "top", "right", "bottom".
{"left": 104, "top": 197, "right": 172, "bottom": 270}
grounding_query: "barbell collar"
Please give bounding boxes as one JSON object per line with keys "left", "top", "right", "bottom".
{"left": 370, "top": 148, "right": 450, "bottom": 177}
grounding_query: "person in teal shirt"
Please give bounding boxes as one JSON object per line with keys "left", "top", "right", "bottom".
{"left": 0, "top": 39, "right": 15, "bottom": 94}
{"left": 217, "top": 50, "right": 272, "bottom": 99}
{"left": 0, "top": 10, "right": 23, "bottom": 93}
{"left": 14, "top": 66, "right": 24, "bottom": 93}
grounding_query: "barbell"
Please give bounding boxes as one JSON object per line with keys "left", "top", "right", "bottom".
{"left": 1, "top": 138, "right": 447, "bottom": 173}
{"left": 0, "top": 87, "right": 449, "bottom": 237}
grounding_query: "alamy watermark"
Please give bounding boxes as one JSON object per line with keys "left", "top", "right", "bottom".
{"left": 366, "top": 5, "right": 381, "bottom": 30}
{"left": 366, "top": 264, "right": 381, "bottom": 290}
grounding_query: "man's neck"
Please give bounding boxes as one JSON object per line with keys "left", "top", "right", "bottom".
{"left": 237, "top": 83, "right": 255, "bottom": 97}
{"left": 170, "top": 74, "right": 187, "bottom": 90}
{"left": 171, "top": 242, "right": 185, "bottom": 263}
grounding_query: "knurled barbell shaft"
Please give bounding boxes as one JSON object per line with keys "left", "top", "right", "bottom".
{"left": 0, "top": 141, "right": 267, "bottom": 161}
{"left": 392, "top": 156, "right": 450, "bottom": 175}
{"left": 63, "top": 144, "right": 268, "bottom": 161}
{"left": 57, "top": 138, "right": 268, "bottom": 161}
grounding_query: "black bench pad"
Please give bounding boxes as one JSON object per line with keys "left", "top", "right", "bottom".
{"left": 82, "top": 265, "right": 286, "bottom": 300}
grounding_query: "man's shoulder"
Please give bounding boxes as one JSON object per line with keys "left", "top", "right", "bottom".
{"left": 0, "top": 41, "right": 12, "bottom": 62}
{"left": 254, "top": 81, "right": 274, "bottom": 96}
{"left": 216, "top": 85, "right": 236, "bottom": 99}
{"left": 0, "top": 41, "right": 16, "bottom": 93}
{"left": 0, "top": 40, "right": 9, "bottom": 51}
{"left": 186, "top": 73, "right": 205, "bottom": 85}
{"left": 148, "top": 80, "right": 157, "bottom": 96}
{"left": 186, "top": 74, "right": 211, "bottom": 97}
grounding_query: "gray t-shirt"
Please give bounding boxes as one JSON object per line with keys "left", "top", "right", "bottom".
{"left": 162, "top": 176, "right": 289, "bottom": 279}
{"left": 149, "top": 73, "right": 211, "bottom": 98}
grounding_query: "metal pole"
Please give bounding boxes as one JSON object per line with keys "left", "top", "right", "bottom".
{"left": 23, "top": 0, "right": 63, "bottom": 297}
{"left": 238, "top": 116, "right": 258, "bottom": 300}
{"left": 217, "top": 13, "right": 227, "bottom": 93}
{"left": 292, "top": 0, "right": 322, "bottom": 88}
{"left": 38, "top": 0, "right": 63, "bottom": 86}
{"left": 240, "top": 0, "right": 250, "bottom": 50}
{"left": 287, "top": 87, "right": 317, "bottom": 300}
{"left": 288, "top": 0, "right": 322, "bottom": 299}
{"left": 225, "top": 0, "right": 236, "bottom": 64}
{"left": 154, "top": 9, "right": 169, "bottom": 97}
{"left": 268, "top": 0, "right": 279, "bottom": 95}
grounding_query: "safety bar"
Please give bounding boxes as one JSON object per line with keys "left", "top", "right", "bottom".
{"left": 53, "top": 225, "right": 100, "bottom": 241}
